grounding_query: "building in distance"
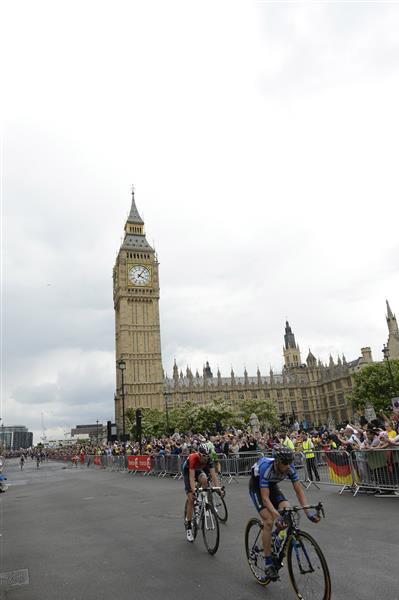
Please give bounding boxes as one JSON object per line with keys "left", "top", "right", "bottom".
{"left": 0, "top": 426, "right": 33, "bottom": 450}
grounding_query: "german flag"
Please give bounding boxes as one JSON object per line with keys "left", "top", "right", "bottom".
{"left": 326, "top": 452, "right": 353, "bottom": 485}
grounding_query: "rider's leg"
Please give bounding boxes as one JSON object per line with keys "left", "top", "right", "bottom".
{"left": 186, "top": 491, "right": 194, "bottom": 521}
{"left": 259, "top": 507, "right": 274, "bottom": 557}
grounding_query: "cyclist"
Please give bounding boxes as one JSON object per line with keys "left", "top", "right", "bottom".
{"left": 205, "top": 438, "right": 222, "bottom": 478}
{"left": 249, "top": 444, "right": 320, "bottom": 581}
{"left": 183, "top": 443, "right": 220, "bottom": 542}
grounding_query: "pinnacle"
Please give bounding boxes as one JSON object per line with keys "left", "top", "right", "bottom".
{"left": 386, "top": 299, "right": 395, "bottom": 319}
{"left": 127, "top": 188, "right": 144, "bottom": 225}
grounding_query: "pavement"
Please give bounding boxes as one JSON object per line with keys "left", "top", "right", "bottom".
{"left": 0, "top": 458, "right": 398, "bottom": 600}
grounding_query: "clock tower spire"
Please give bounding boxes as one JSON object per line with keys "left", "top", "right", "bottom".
{"left": 113, "top": 189, "right": 164, "bottom": 432}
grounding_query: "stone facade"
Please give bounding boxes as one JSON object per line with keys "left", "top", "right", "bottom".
{"left": 114, "top": 193, "right": 391, "bottom": 429}
{"left": 163, "top": 334, "right": 374, "bottom": 428}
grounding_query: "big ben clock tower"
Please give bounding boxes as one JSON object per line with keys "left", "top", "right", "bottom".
{"left": 113, "top": 189, "right": 164, "bottom": 430}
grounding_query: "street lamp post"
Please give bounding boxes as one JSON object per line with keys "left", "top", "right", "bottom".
{"left": 382, "top": 344, "right": 398, "bottom": 397}
{"left": 96, "top": 419, "right": 99, "bottom": 445}
{"left": 117, "top": 359, "right": 126, "bottom": 440}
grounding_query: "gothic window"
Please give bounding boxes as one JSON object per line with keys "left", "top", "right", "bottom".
{"left": 301, "top": 389, "right": 307, "bottom": 398}
{"left": 335, "top": 380, "right": 342, "bottom": 390}
{"left": 289, "top": 389, "right": 295, "bottom": 398}
{"left": 239, "top": 392, "right": 244, "bottom": 400}
{"left": 290, "top": 401, "right": 297, "bottom": 412}
{"left": 337, "top": 392, "right": 344, "bottom": 404}
{"left": 278, "top": 402, "right": 284, "bottom": 413}
{"left": 303, "top": 400, "right": 309, "bottom": 411}
{"left": 329, "top": 397, "right": 336, "bottom": 407}
{"left": 277, "top": 390, "right": 282, "bottom": 398}
{"left": 265, "top": 391, "right": 270, "bottom": 398}
{"left": 224, "top": 392, "right": 230, "bottom": 401}
{"left": 252, "top": 392, "right": 257, "bottom": 399}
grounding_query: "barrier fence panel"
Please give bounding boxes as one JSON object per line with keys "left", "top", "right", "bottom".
{"left": 230, "top": 452, "right": 264, "bottom": 477}
{"left": 298, "top": 450, "right": 354, "bottom": 493}
{"left": 164, "top": 455, "right": 181, "bottom": 479}
{"left": 352, "top": 448, "right": 399, "bottom": 495}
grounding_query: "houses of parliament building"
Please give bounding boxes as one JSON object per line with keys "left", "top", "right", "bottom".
{"left": 113, "top": 192, "right": 399, "bottom": 430}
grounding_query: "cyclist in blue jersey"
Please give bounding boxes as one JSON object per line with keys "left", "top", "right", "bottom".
{"left": 249, "top": 444, "right": 320, "bottom": 581}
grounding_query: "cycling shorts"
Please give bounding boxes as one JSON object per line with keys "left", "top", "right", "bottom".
{"left": 249, "top": 474, "right": 286, "bottom": 513}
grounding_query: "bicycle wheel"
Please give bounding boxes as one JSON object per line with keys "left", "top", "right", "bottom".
{"left": 287, "top": 530, "right": 331, "bottom": 600}
{"left": 212, "top": 492, "right": 228, "bottom": 523}
{"left": 184, "top": 499, "right": 198, "bottom": 540}
{"left": 244, "top": 518, "right": 271, "bottom": 586}
{"left": 201, "top": 503, "right": 220, "bottom": 555}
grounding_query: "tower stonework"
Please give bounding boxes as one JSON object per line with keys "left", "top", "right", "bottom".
{"left": 113, "top": 191, "right": 164, "bottom": 429}
{"left": 386, "top": 300, "right": 399, "bottom": 359}
{"left": 283, "top": 321, "right": 302, "bottom": 368}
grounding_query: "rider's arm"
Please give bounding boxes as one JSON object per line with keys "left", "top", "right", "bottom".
{"left": 293, "top": 481, "right": 320, "bottom": 522}
{"left": 209, "top": 467, "right": 219, "bottom": 488}
{"left": 259, "top": 487, "right": 280, "bottom": 521}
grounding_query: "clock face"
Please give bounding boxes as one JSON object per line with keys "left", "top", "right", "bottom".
{"left": 128, "top": 265, "right": 151, "bottom": 286}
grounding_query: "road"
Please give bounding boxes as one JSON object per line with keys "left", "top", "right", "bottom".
{"left": 0, "top": 458, "right": 397, "bottom": 599}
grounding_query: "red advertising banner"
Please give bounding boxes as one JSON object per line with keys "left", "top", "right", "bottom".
{"left": 128, "top": 455, "right": 152, "bottom": 472}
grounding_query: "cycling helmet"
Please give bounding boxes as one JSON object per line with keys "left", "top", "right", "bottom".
{"left": 272, "top": 444, "right": 294, "bottom": 464}
{"left": 198, "top": 443, "right": 211, "bottom": 456}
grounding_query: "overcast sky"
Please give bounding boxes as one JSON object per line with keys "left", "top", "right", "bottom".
{"left": 1, "top": 1, "right": 399, "bottom": 443}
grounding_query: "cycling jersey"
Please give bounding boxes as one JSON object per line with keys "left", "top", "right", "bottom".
{"left": 183, "top": 453, "right": 214, "bottom": 471}
{"left": 252, "top": 457, "right": 299, "bottom": 488}
{"left": 249, "top": 457, "right": 299, "bottom": 512}
{"left": 183, "top": 453, "right": 215, "bottom": 494}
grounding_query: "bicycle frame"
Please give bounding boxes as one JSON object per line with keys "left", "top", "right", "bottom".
{"left": 194, "top": 487, "right": 222, "bottom": 528}
{"left": 274, "top": 503, "right": 325, "bottom": 571}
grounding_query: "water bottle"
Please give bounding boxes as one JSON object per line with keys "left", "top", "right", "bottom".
{"left": 273, "top": 528, "right": 287, "bottom": 553}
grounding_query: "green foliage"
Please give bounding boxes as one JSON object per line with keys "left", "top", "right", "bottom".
{"left": 237, "top": 396, "right": 279, "bottom": 429}
{"left": 126, "top": 407, "right": 168, "bottom": 439}
{"left": 348, "top": 360, "right": 399, "bottom": 414}
{"left": 126, "top": 394, "right": 280, "bottom": 438}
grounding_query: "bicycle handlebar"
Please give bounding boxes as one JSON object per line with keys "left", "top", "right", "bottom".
{"left": 280, "top": 502, "right": 325, "bottom": 519}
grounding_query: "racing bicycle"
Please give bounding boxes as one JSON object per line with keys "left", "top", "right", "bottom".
{"left": 245, "top": 502, "right": 331, "bottom": 599}
{"left": 184, "top": 486, "right": 221, "bottom": 554}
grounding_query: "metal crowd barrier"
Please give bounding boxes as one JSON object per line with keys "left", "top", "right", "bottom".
{"left": 298, "top": 449, "right": 399, "bottom": 496}
{"left": 69, "top": 448, "right": 399, "bottom": 496}
{"left": 352, "top": 448, "right": 399, "bottom": 495}
{"left": 298, "top": 450, "right": 354, "bottom": 494}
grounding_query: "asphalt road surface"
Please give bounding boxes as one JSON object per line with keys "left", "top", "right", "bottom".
{"left": 0, "top": 458, "right": 397, "bottom": 600}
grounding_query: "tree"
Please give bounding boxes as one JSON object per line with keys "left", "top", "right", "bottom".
{"left": 237, "top": 397, "right": 279, "bottom": 429}
{"left": 349, "top": 360, "right": 399, "bottom": 414}
{"left": 195, "top": 398, "right": 240, "bottom": 433}
{"left": 126, "top": 407, "right": 168, "bottom": 439}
